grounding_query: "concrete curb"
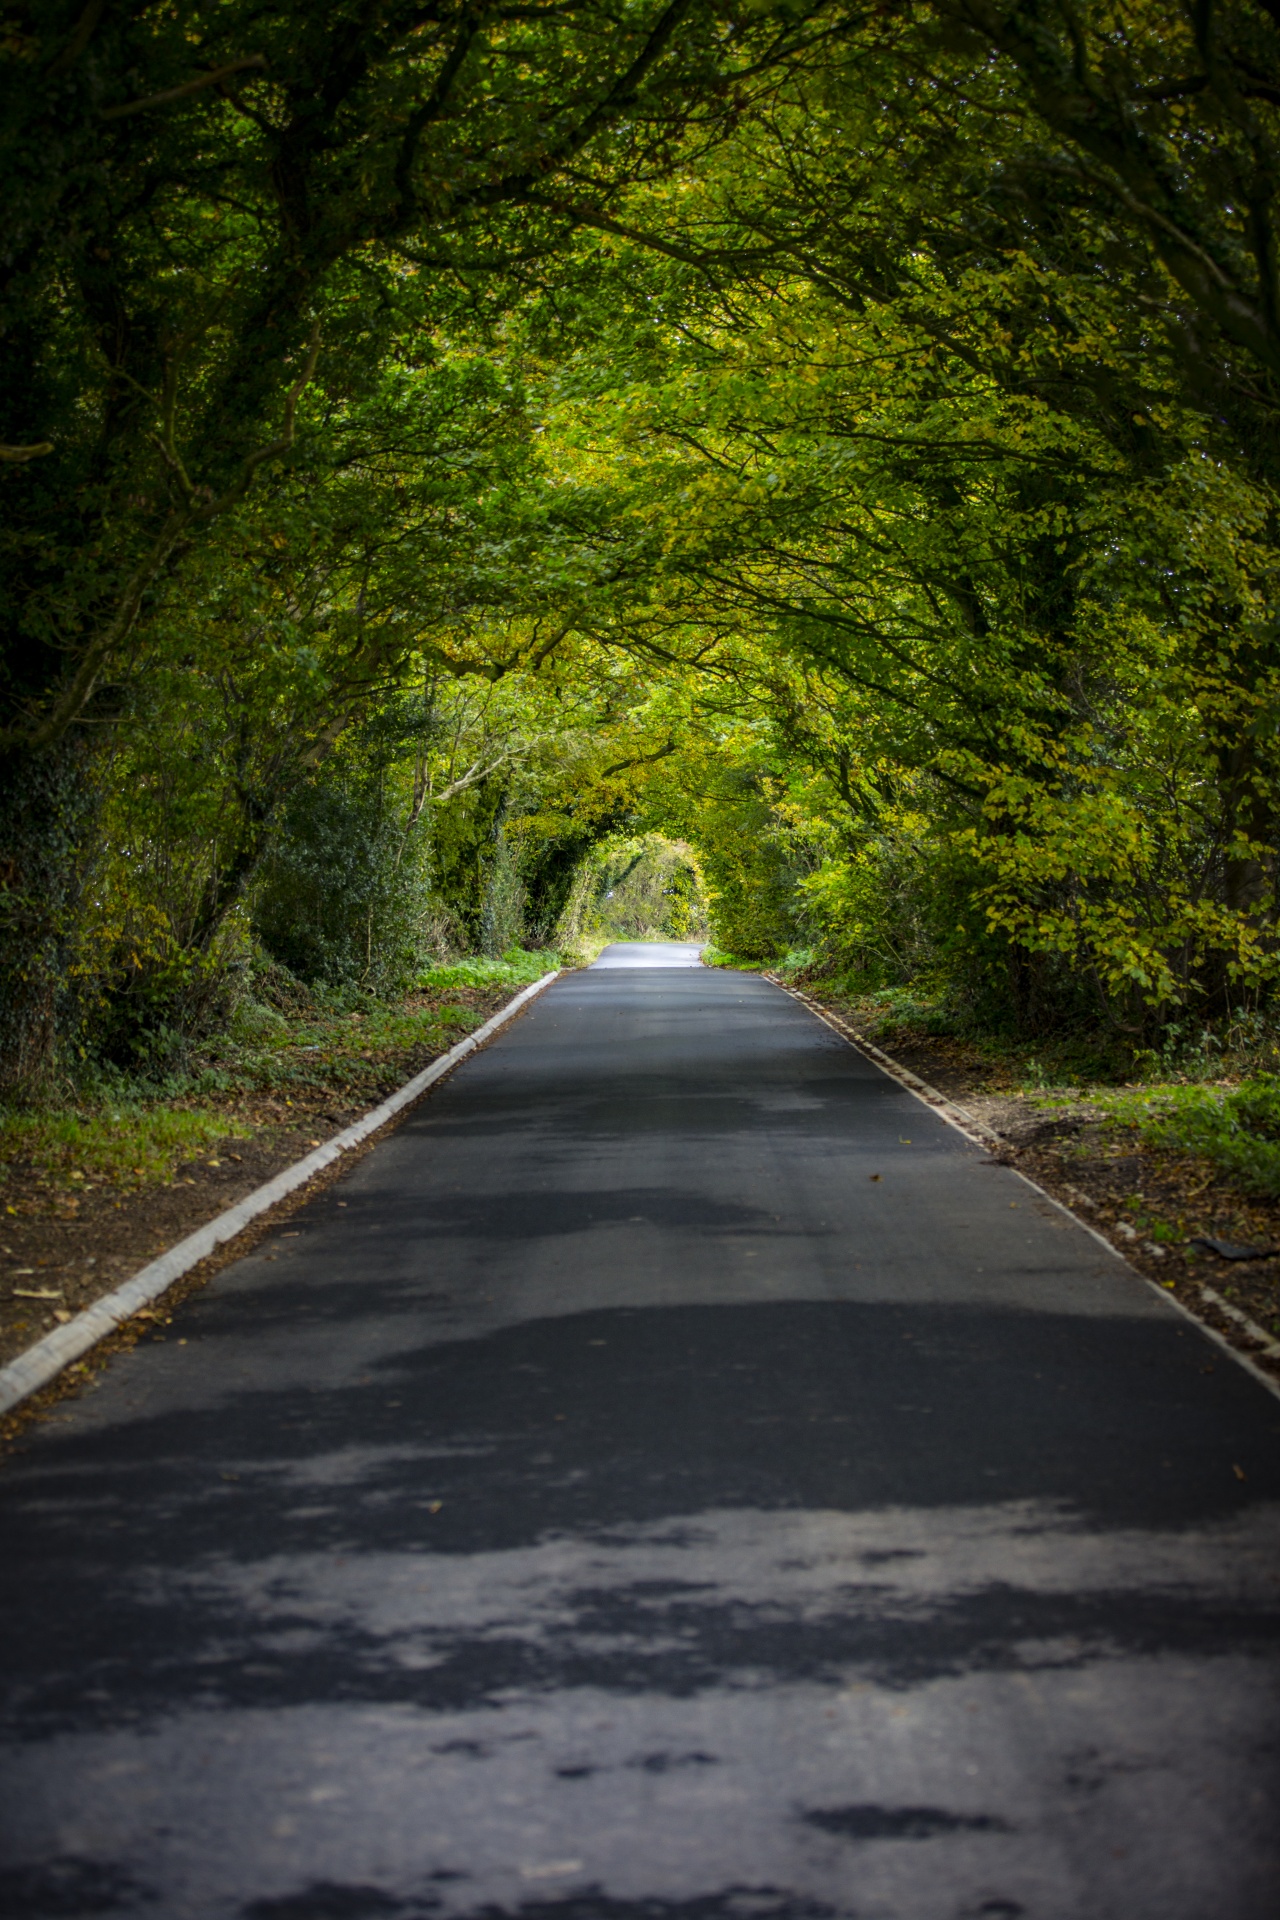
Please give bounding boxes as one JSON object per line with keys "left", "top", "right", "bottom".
{"left": 0, "top": 970, "right": 560, "bottom": 1417}
{"left": 771, "top": 977, "right": 1280, "bottom": 1405}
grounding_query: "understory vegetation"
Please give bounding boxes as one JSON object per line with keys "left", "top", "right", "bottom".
{"left": 3, "top": 0, "right": 1280, "bottom": 1197}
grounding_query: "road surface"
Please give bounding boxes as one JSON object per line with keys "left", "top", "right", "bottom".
{"left": 2, "top": 945, "right": 1279, "bottom": 1919}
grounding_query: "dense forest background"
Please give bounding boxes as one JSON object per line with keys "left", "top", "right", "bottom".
{"left": 3, "top": 0, "right": 1279, "bottom": 1095}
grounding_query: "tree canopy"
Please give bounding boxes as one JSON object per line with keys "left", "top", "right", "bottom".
{"left": 2, "top": 0, "right": 1279, "bottom": 1086}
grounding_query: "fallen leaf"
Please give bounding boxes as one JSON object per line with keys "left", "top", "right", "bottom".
{"left": 1233, "top": 1463, "right": 1246, "bottom": 1481}
{"left": 869, "top": 1174, "right": 881, "bottom": 1183}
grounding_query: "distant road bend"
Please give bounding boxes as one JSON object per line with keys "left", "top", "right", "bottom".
{"left": 2, "top": 942, "right": 1278, "bottom": 1919}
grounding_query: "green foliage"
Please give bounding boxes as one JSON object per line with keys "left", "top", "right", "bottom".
{"left": 1099, "top": 1078, "right": 1280, "bottom": 1200}
{"left": 0, "top": 1105, "right": 249, "bottom": 1191}
{"left": 700, "top": 948, "right": 764, "bottom": 971}
{"left": 480, "top": 820, "right": 527, "bottom": 959}
{"left": 1, "top": 0, "right": 789, "bottom": 746}
{"left": 593, "top": 836, "right": 709, "bottom": 943}
{"left": 0, "top": 0, "right": 809, "bottom": 1088}
{"left": 555, "top": 834, "right": 709, "bottom": 945}
{"left": 5, "top": 0, "right": 1280, "bottom": 1094}
{"left": 254, "top": 777, "right": 430, "bottom": 993}
{"left": 664, "top": 859, "right": 706, "bottom": 941}
{"left": 528, "top": 0, "right": 1280, "bottom": 1034}
{"left": 0, "top": 736, "right": 99, "bottom": 1093}
{"left": 416, "top": 951, "right": 560, "bottom": 992}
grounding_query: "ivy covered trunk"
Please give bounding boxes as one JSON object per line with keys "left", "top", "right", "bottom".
{"left": 0, "top": 738, "right": 97, "bottom": 1096}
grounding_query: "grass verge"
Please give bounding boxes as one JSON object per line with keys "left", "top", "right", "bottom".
{"left": 0, "top": 1107, "right": 251, "bottom": 1197}
{"left": 0, "top": 949, "right": 562, "bottom": 1374}
{"left": 1088, "top": 1079, "right": 1280, "bottom": 1201}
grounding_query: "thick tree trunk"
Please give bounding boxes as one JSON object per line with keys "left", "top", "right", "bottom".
{"left": 0, "top": 737, "right": 97, "bottom": 1096}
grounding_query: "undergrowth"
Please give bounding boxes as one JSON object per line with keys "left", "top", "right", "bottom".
{"left": 1094, "top": 1078, "right": 1280, "bottom": 1200}
{"left": 416, "top": 948, "right": 561, "bottom": 991}
{"left": 0, "top": 947, "right": 563, "bottom": 1194}
{"left": 702, "top": 946, "right": 765, "bottom": 971}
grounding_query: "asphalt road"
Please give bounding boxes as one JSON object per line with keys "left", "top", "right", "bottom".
{"left": 2, "top": 946, "right": 1279, "bottom": 1920}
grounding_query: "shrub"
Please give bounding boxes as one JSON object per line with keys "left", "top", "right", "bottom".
{"left": 1105, "top": 1074, "right": 1280, "bottom": 1198}
{"left": 255, "top": 777, "right": 432, "bottom": 992}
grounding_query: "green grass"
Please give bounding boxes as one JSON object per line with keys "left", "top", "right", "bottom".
{"left": 188, "top": 956, "right": 562, "bottom": 1098}
{"left": 556, "top": 932, "right": 610, "bottom": 969}
{"left": 416, "top": 947, "right": 561, "bottom": 992}
{"left": 1094, "top": 1075, "right": 1280, "bottom": 1198}
{"left": 0, "top": 1105, "right": 250, "bottom": 1190}
{"left": 701, "top": 946, "right": 765, "bottom": 971}
{"left": 1, "top": 951, "right": 558, "bottom": 1191}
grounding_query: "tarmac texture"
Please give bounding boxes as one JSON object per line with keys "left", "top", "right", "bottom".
{"left": 1, "top": 946, "right": 1279, "bottom": 1919}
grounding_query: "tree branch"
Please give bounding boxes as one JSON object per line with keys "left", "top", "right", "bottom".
{"left": 101, "top": 57, "right": 267, "bottom": 120}
{"left": 0, "top": 442, "right": 54, "bottom": 464}
{"left": 599, "top": 737, "right": 677, "bottom": 778}
{"left": 393, "top": 13, "right": 482, "bottom": 219}
{"left": 46, "top": 0, "right": 106, "bottom": 76}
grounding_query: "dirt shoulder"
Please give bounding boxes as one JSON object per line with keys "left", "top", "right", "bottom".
{"left": 0, "top": 981, "right": 531, "bottom": 1379}
{"left": 795, "top": 986, "right": 1280, "bottom": 1391}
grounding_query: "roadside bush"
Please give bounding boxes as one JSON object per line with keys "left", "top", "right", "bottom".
{"left": 1105, "top": 1074, "right": 1280, "bottom": 1198}
{"left": 480, "top": 819, "right": 527, "bottom": 956}
{"left": 254, "top": 777, "right": 432, "bottom": 993}
{"left": 417, "top": 949, "right": 559, "bottom": 992}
